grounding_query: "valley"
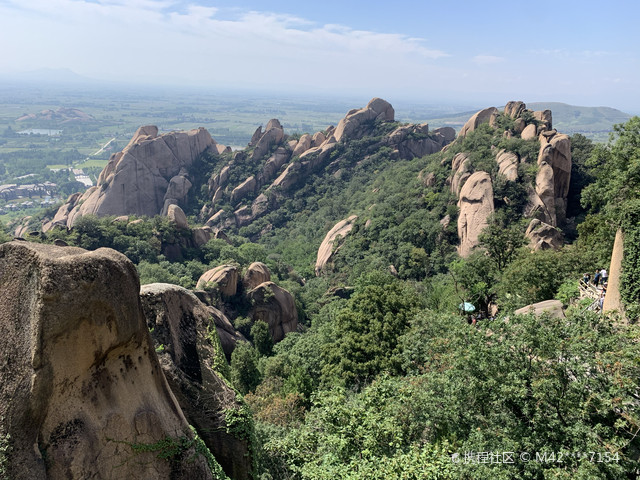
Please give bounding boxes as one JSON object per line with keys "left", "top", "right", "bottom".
{"left": 1, "top": 89, "right": 639, "bottom": 479}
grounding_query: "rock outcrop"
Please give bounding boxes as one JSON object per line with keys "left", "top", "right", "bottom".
{"left": 166, "top": 204, "right": 188, "bottom": 229}
{"left": 249, "top": 119, "right": 285, "bottom": 161}
{"left": 533, "top": 130, "right": 572, "bottom": 226}
{"left": 140, "top": 283, "right": 251, "bottom": 479}
{"left": 315, "top": 215, "right": 358, "bottom": 275}
{"left": 52, "top": 126, "right": 219, "bottom": 228}
{"left": 0, "top": 241, "right": 212, "bottom": 479}
{"left": 603, "top": 229, "right": 624, "bottom": 314}
{"left": 386, "top": 124, "right": 454, "bottom": 160}
{"left": 43, "top": 192, "right": 82, "bottom": 231}
{"left": 458, "top": 107, "right": 498, "bottom": 137}
{"left": 496, "top": 149, "right": 519, "bottom": 181}
{"left": 247, "top": 282, "right": 298, "bottom": 343}
{"left": 230, "top": 176, "right": 257, "bottom": 205}
{"left": 451, "top": 152, "right": 472, "bottom": 195}
{"left": 525, "top": 219, "right": 563, "bottom": 250}
{"left": 449, "top": 101, "right": 571, "bottom": 257}
{"left": 197, "top": 265, "right": 239, "bottom": 297}
{"left": 457, "top": 171, "right": 494, "bottom": 257}
{"left": 333, "top": 97, "right": 395, "bottom": 143}
{"left": 204, "top": 98, "right": 452, "bottom": 234}
{"left": 242, "top": 262, "right": 271, "bottom": 290}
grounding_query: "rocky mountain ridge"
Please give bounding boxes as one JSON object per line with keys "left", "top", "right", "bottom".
{"left": 49, "top": 98, "right": 455, "bottom": 235}
{"left": 40, "top": 98, "right": 575, "bottom": 279}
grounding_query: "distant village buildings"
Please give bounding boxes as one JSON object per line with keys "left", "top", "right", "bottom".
{"left": 0, "top": 182, "right": 60, "bottom": 214}
{"left": 0, "top": 182, "right": 58, "bottom": 200}
{"left": 72, "top": 168, "right": 94, "bottom": 187}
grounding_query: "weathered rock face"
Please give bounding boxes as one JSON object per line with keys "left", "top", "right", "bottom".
{"left": 230, "top": 176, "right": 257, "bottom": 205}
{"left": 533, "top": 130, "right": 572, "bottom": 226}
{"left": 0, "top": 241, "right": 212, "bottom": 479}
{"left": 206, "top": 209, "right": 226, "bottom": 227}
{"left": 458, "top": 107, "right": 499, "bottom": 137}
{"left": 457, "top": 171, "right": 494, "bottom": 257}
{"left": 243, "top": 262, "right": 271, "bottom": 290}
{"left": 386, "top": 123, "right": 451, "bottom": 159}
{"left": 164, "top": 173, "right": 192, "bottom": 206}
{"left": 451, "top": 152, "right": 472, "bottom": 195}
{"left": 292, "top": 134, "right": 312, "bottom": 157}
{"left": 333, "top": 97, "right": 394, "bottom": 143}
{"left": 504, "top": 101, "right": 526, "bottom": 118}
{"left": 166, "top": 204, "right": 188, "bottom": 229}
{"left": 603, "top": 229, "right": 624, "bottom": 314}
{"left": 54, "top": 126, "right": 218, "bottom": 228}
{"left": 525, "top": 218, "right": 564, "bottom": 250}
{"left": 260, "top": 147, "right": 291, "bottom": 183}
{"left": 192, "top": 226, "right": 213, "bottom": 247}
{"left": 496, "top": 149, "right": 519, "bottom": 181}
{"left": 140, "top": 283, "right": 251, "bottom": 480}
{"left": 315, "top": 215, "right": 358, "bottom": 275}
{"left": 43, "top": 192, "right": 82, "bottom": 231}
{"left": 197, "top": 265, "right": 239, "bottom": 297}
{"left": 247, "top": 282, "right": 298, "bottom": 343}
{"left": 249, "top": 120, "right": 285, "bottom": 161}
{"left": 521, "top": 123, "right": 538, "bottom": 140}
{"left": 534, "top": 110, "right": 553, "bottom": 130}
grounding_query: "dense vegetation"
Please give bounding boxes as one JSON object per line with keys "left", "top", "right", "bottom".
{"left": 3, "top": 110, "right": 640, "bottom": 478}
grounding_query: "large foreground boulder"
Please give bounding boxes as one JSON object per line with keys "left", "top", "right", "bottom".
{"left": 140, "top": 283, "right": 251, "bottom": 480}
{"left": 0, "top": 241, "right": 212, "bottom": 479}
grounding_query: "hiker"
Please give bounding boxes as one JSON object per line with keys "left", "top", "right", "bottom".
{"left": 594, "top": 269, "right": 601, "bottom": 286}
{"left": 600, "top": 268, "right": 608, "bottom": 285}
{"left": 599, "top": 291, "right": 605, "bottom": 311}
{"left": 581, "top": 272, "right": 591, "bottom": 286}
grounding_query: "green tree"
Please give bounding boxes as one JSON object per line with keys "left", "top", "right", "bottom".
{"left": 477, "top": 212, "right": 526, "bottom": 272}
{"left": 321, "top": 279, "right": 422, "bottom": 388}
{"left": 250, "top": 320, "right": 273, "bottom": 356}
{"left": 230, "top": 342, "right": 261, "bottom": 395}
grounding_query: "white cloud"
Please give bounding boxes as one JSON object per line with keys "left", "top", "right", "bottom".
{"left": 0, "top": 0, "right": 449, "bottom": 91}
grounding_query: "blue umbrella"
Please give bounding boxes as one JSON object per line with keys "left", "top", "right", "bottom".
{"left": 458, "top": 302, "right": 475, "bottom": 313}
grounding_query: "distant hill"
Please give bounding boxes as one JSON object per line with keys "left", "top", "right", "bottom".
{"left": 527, "top": 102, "right": 631, "bottom": 139}
{"left": 16, "top": 107, "right": 95, "bottom": 125}
{"left": 426, "top": 102, "right": 632, "bottom": 142}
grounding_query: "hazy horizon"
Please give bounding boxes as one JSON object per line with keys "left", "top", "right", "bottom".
{"left": 1, "top": 1, "right": 639, "bottom": 113}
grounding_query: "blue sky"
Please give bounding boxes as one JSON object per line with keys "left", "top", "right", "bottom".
{"left": 1, "top": 0, "right": 638, "bottom": 111}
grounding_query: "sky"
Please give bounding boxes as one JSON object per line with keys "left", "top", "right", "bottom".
{"left": 1, "top": 0, "right": 639, "bottom": 111}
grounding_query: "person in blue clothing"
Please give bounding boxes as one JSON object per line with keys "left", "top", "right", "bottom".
{"left": 594, "top": 269, "right": 601, "bottom": 286}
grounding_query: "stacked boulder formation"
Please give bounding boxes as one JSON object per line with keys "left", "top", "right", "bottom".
{"left": 452, "top": 101, "right": 571, "bottom": 256}
{"left": 196, "top": 262, "right": 299, "bottom": 344}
